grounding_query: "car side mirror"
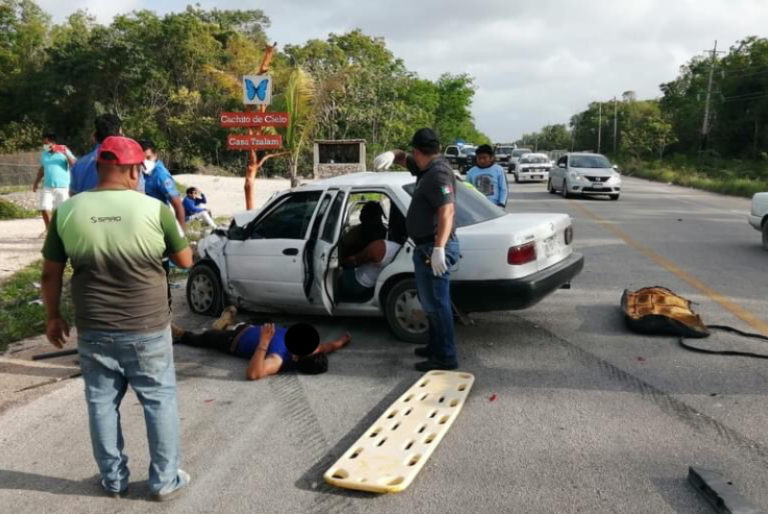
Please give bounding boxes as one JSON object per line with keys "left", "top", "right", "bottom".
{"left": 612, "top": 165, "right": 618, "bottom": 170}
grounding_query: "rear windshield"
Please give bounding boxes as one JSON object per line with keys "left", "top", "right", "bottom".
{"left": 512, "top": 149, "right": 531, "bottom": 157}
{"left": 403, "top": 180, "right": 505, "bottom": 228}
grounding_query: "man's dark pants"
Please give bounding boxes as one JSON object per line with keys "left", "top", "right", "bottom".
{"left": 412, "top": 238, "right": 460, "bottom": 366}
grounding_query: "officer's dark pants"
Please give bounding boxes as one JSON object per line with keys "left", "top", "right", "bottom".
{"left": 413, "top": 239, "right": 460, "bottom": 366}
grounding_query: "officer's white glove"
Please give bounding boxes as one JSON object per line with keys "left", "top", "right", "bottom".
{"left": 373, "top": 151, "right": 395, "bottom": 171}
{"left": 430, "top": 247, "right": 448, "bottom": 276}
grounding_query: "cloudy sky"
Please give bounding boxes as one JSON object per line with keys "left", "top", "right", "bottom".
{"left": 37, "top": 0, "right": 768, "bottom": 141}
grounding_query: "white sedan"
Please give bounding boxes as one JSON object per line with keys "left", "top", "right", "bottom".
{"left": 548, "top": 152, "right": 622, "bottom": 200}
{"left": 513, "top": 153, "right": 551, "bottom": 183}
{"left": 748, "top": 192, "right": 768, "bottom": 249}
{"left": 187, "top": 172, "right": 584, "bottom": 342}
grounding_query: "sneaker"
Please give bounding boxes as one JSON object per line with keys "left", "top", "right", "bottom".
{"left": 211, "top": 306, "right": 237, "bottom": 331}
{"left": 171, "top": 323, "right": 185, "bottom": 342}
{"left": 414, "top": 346, "right": 430, "bottom": 358}
{"left": 414, "top": 360, "right": 458, "bottom": 372}
{"left": 152, "top": 470, "right": 191, "bottom": 502}
{"left": 99, "top": 478, "right": 128, "bottom": 499}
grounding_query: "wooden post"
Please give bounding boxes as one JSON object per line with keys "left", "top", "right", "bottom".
{"left": 244, "top": 43, "right": 277, "bottom": 211}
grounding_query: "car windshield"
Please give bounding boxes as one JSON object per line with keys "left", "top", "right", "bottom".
{"left": 570, "top": 154, "right": 612, "bottom": 168}
{"left": 512, "top": 149, "right": 531, "bottom": 157}
{"left": 402, "top": 180, "right": 504, "bottom": 228}
{"left": 520, "top": 155, "right": 549, "bottom": 164}
{"left": 460, "top": 147, "right": 476, "bottom": 155}
{"left": 496, "top": 146, "right": 513, "bottom": 154}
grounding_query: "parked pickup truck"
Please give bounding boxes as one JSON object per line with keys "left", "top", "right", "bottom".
{"left": 444, "top": 144, "right": 476, "bottom": 173}
{"left": 748, "top": 192, "right": 768, "bottom": 249}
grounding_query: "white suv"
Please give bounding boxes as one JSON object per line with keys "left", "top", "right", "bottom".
{"left": 548, "top": 153, "right": 622, "bottom": 200}
{"left": 748, "top": 192, "right": 768, "bottom": 249}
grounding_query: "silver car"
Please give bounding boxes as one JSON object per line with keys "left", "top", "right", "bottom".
{"left": 548, "top": 153, "right": 622, "bottom": 200}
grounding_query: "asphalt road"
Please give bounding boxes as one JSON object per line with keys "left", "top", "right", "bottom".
{"left": 2, "top": 176, "right": 768, "bottom": 513}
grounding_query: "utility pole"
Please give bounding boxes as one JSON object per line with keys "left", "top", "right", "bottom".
{"left": 597, "top": 102, "right": 602, "bottom": 153}
{"left": 613, "top": 97, "right": 618, "bottom": 155}
{"left": 700, "top": 40, "right": 723, "bottom": 153}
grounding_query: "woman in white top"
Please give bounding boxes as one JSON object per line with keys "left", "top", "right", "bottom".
{"left": 340, "top": 239, "right": 402, "bottom": 301}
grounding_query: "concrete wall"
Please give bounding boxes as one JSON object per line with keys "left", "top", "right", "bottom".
{"left": 0, "top": 152, "right": 39, "bottom": 187}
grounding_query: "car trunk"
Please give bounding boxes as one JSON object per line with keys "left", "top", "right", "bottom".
{"left": 455, "top": 212, "right": 573, "bottom": 280}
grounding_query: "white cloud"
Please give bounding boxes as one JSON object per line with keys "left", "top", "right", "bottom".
{"left": 34, "top": 0, "right": 768, "bottom": 141}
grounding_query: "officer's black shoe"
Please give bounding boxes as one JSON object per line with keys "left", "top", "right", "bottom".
{"left": 414, "top": 360, "right": 458, "bottom": 372}
{"left": 414, "top": 346, "right": 430, "bottom": 358}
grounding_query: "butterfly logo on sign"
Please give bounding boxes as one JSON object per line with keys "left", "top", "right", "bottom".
{"left": 245, "top": 78, "right": 268, "bottom": 101}
{"left": 243, "top": 75, "right": 272, "bottom": 105}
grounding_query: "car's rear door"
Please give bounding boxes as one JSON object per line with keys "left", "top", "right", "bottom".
{"left": 305, "top": 188, "right": 349, "bottom": 314}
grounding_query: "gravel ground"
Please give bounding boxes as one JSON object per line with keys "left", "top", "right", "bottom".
{"left": 0, "top": 176, "right": 291, "bottom": 281}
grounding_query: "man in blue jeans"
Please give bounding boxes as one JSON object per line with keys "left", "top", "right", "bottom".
{"left": 41, "top": 136, "right": 193, "bottom": 500}
{"left": 391, "top": 128, "right": 460, "bottom": 371}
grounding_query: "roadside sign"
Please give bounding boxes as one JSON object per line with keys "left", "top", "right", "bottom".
{"left": 243, "top": 75, "right": 272, "bottom": 105}
{"left": 220, "top": 112, "right": 290, "bottom": 128}
{"left": 227, "top": 134, "right": 282, "bottom": 150}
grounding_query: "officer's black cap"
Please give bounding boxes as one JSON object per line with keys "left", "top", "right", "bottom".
{"left": 410, "top": 128, "right": 441, "bottom": 153}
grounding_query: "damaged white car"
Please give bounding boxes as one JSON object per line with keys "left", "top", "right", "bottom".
{"left": 187, "top": 172, "right": 584, "bottom": 342}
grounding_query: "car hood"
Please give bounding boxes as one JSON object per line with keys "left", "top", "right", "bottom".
{"left": 571, "top": 167, "right": 614, "bottom": 176}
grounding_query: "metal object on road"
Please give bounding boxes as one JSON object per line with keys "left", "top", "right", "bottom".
{"left": 32, "top": 349, "right": 78, "bottom": 361}
{"left": 324, "top": 370, "right": 474, "bottom": 493}
{"left": 688, "top": 467, "right": 764, "bottom": 514}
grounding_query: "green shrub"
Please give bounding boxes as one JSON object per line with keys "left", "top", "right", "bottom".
{"left": 0, "top": 197, "right": 37, "bottom": 220}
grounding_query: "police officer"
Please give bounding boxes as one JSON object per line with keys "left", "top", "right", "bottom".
{"left": 390, "top": 128, "right": 461, "bottom": 371}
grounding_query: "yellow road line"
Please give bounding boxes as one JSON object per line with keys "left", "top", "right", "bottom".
{"left": 571, "top": 201, "right": 768, "bottom": 337}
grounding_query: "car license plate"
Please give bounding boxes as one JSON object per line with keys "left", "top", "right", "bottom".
{"left": 593, "top": 182, "right": 604, "bottom": 189}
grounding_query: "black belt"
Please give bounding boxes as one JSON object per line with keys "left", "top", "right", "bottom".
{"left": 412, "top": 235, "right": 435, "bottom": 245}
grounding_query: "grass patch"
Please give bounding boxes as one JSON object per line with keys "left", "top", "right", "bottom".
{"left": 0, "top": 260, "right": 75, "bottom": 351}
{"left": 620, "top": 156, "right": 768, "bottom": 198}
{"left": 0, "top": 196, "right": 36, "bottom": 220}
{"left": 0, "top": 185, "right": 28, "bottom": 194}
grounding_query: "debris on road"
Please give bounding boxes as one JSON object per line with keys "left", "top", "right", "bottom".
{"left": 489, "top": 393, "right": 498, "bottom": 402}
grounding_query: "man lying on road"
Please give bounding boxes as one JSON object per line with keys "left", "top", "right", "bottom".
{"left": 172, "top": 308, "right": 351, "bottom": 380}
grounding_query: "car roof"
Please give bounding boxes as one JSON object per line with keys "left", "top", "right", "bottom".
{"left": 521, "top": 152, "right": 549, "bottom": 158}
{"left": 302, "top": 171, "right": 415, "bottom": 189}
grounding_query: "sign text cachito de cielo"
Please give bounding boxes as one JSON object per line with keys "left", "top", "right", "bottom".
{"left": 220, "top": 112, "right": 290, "bottom": 128}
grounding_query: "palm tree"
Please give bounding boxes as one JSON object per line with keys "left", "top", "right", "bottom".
{"left": 277, "top": 67, "right": 316, "bottom": 187}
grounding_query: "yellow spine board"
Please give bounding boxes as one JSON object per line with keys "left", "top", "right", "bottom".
{"left": 323, "top": 370, "right": 475, "bottom": 493}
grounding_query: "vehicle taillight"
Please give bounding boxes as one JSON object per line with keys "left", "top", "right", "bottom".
{"left": 564, "top": 226, "right": 574, "bottom": 245}
{"left": 508, "top": 242, "right": 537, "bottom": 265}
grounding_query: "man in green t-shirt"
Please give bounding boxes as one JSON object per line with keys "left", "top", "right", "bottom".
{"left": 41, "top": 136, "right": 194, "bottom": 501}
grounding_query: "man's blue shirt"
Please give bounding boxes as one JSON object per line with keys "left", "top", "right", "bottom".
{"left": 70, "top": 143, "right": 145, "bottom": 195}
{"left": 467, "top": 164, "right": 508, "bottom": 207}
{"left": 143, "top": 160, "right": 179, "bottom": 206}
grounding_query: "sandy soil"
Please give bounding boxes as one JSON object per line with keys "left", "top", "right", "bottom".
{"left": 0, "top": 176, "right": 291, "bottom": 281}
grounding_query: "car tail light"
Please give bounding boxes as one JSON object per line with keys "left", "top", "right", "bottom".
{"left": 564, "top": 226, "right": 574, "bottom": 245}
{"left": 508, "top": 242, "right": 537, "bottom": 265}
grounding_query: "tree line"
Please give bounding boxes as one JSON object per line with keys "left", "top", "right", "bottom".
{"left": 517, "top": 36, "right": 768, "bottom": 162}
{"left": 0, "top": 0, "right": 489, "bottom": 175}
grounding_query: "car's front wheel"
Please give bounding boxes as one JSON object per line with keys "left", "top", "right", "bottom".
{"left": 186, "top": 264, "right": 224, "bottom": 316}
{"left": 762, "top": 220, "right": 768, "bottom": 250}
{"left": 561, "top": 178, "right": 571, "bottom": 199}
{"left": 384, "top": 278, "right": 429, "bottom": 344}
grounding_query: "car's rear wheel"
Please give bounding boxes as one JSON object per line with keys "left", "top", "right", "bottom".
{"left": 186, "top": 264, "right": 224, "bottom": 316}
{"left": 548, "top": 179, "right": 556, "bottom": 194}
{"left": 561, "top": 179, "right": 571, "bottom": 199}
{"left": 385, "top": 278, "right": 429, "bottom": 344}
{"left": 610, "top": 194, "right": 620, "bottom": 201}
{"left": 762, "top": 220, "right": 768, "bottom": 250}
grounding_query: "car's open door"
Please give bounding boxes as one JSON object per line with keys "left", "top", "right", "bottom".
{"left": 305, "top": 189, "right": 348, "bottom": 314}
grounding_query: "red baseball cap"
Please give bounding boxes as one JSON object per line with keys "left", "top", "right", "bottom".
{"left": 97, "top": 136, "right": 144, "bottom": 166}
